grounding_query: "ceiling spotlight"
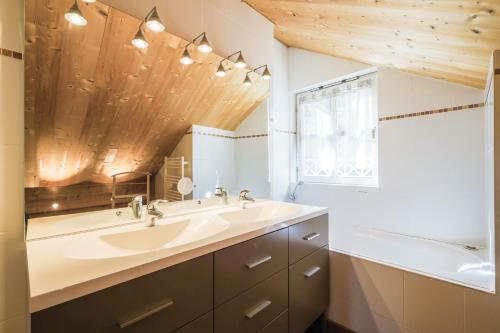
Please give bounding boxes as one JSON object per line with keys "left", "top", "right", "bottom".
{"left": 216, "top": 62, "right": 226, "bottom": 77}
{"left": 82, "top": 0, "right": 96, "bottom": 3}
{"left": 131, "top": 27, "right": 149, "bottom": 49}
{"left": 235, "top": 52, "right": 247, "bottom": 69}
{"left": 51, "top": 202, "right": 60, "bottom": 209}
{"left": 65, "top": 1, "right": 87, "bottom": 26}
{"left": 243, "top": 72, "right": 252, "bottom": 86}
{"left": 254, "top": 64, "right": 272, "bottom": 80}
{"left": 145, "top": 7, "right": 165, "bottom": 32}
{"left": 180, "top": 46, "right": 194, "bottom": 65}
{"left": 197, "top": 33, "right": 212, "bottom": 53}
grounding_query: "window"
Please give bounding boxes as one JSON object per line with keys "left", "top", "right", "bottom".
{"left": 297, "top": 72, "right": 378, "bottom": 187}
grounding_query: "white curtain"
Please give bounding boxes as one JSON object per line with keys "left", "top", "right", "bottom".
{"left": 297, "top": 73, "right": 378, "bottom": 186}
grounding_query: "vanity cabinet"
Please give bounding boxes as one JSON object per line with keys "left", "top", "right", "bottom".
{"left": 289, "top": 214, "right": 328, "bottom": 264}
{"left": 214, "top": 227, "right": 288, "bottom": 306}
{"left": 31, "top": 254, "right": 213, "bottom": 333}
{"left": 289, "top": 246, "right": 329, "bottom": 333}
{"left": 32, "top": 213, "right": 329, "bottom": 333}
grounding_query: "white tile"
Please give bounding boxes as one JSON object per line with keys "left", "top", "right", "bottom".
{"left": 0, "top": 145, "right": 24, "bottom": 237}
{"left": 404, "top": 272, "right": 465, "bottom": 333}
{"left": 0, "top": 314, "right": 27, "bottom": 333}
{"left": 0, "top": 235, "right": 27, "bottom": 322}
{"left": 0, "top": 56, "right": 24, "bottom": 146}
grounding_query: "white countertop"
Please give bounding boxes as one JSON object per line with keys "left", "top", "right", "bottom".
{"left": 27, "top": 199, "right": 328, "bottom": 313}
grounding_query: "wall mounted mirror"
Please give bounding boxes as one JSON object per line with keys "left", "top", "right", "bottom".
{"left": 24, "top": 0, "right": 270, "bottom": 218}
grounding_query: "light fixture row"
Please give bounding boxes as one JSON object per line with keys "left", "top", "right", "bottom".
{"left": 64, "top": 0, "right": 271, "bottom": 84}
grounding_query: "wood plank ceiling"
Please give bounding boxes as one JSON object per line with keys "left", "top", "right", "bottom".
{"left": 244, "top": 0, "right": 500, "bottom": 88}
{"left": 25, "top": 0, "right": 269, "bottom": 187}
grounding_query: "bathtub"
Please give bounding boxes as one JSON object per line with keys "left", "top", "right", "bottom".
{"left": 332, "top": 224, "right": 495, "bottom": 293}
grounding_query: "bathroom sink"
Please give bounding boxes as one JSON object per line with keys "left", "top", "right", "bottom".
{"left": 64, "top": 216, "right": 229, "bottom": 260}
{"left": 218, "top": 201, "right": 301, "bottom": 224}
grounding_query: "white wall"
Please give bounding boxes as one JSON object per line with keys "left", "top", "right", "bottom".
{"left": 0, "top": 0, "right": 27, "bottom": 331}
{"left": 191, "top": 125, "right": 237, "bottom": 198}
{"left": 269, "top": 39, "right": 292, "bottom": 201}
{"left": 288, "top": 48, "right": 487, "bottom": 247}
{"left": 235, "top": 101, "right": 270, "bottom": 198}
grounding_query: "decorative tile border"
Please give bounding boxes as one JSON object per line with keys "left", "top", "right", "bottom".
{"left": 186, "top": 130, "right": 268, "bottom": 140}
{"left": 1, "top": 47, "right": 23, "bottom": 60}
{"left": 378, "top": 103, "right": 484, "bottom": 122}
{"left": 274, "top": 129, "right": 297, "bottom": 135}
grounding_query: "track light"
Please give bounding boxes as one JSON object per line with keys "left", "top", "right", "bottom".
{"left": 145, "top": 7, "right": 165, "bottom": 32}
{"left": 243, "top": 72, "right": 252, "bottom": 86}
{"left": 235, "top": 52, "right": 247, "bottom": 69}
{"left": 254, "top": 65, "right": 272, "bottom": 80}
{"left": 226, "top": 51, "right": 247, "bottom": 69}
{"left": 191, "top": 32, "right": 212, "bottom": 53}
{"left": 65, "top": 1, "right": 87, "bottom": 26}
{"left": 180, "top": 46, "right": 194, "bottom": 65}
{"left": 261, "top": 66, "right": 271, "bottom": 80}
{"left": 131, "top": 27, "right": 149, "bottom": 49}
{"left": 216, "top": 62, "right": 226, "bottom": 77}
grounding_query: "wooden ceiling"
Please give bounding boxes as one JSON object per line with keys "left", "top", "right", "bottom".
{"left": 244, "top": 0, "right": 500, "bottom": 88}
{"left": 25, "top": 0, "right": 269, "bottom": 187}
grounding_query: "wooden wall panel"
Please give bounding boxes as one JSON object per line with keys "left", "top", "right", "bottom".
{"left": 25, "top": 0, "right": 269, "bottom": 190}
{"left": 244, "top": 0, "right": 500, "bottom": 88}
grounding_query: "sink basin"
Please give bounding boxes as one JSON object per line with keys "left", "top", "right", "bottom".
{"left": 219, "top": 202, "right": 301, "bottom": 224}
{"left": 64, "top": 216, "right": 229, "bottom": 260}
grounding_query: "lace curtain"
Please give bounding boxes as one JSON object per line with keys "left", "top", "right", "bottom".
{"left": 297, "top": 73, "right": 378, "bottom": 186}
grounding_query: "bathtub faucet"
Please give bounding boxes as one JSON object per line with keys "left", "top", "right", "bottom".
{"left": 289, "top": 181, "right": 304, "bottom": 201}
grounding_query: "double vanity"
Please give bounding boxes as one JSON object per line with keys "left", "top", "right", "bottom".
{"left": 27, "top": 199, "right": 329, "bottom": 333}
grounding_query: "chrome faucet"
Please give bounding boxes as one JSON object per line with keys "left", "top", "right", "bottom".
{"left": 128, "top": 195, "right": 144, "bottom": 219}
{"left": 215, "top": 186, "right": 229, "bottom": 205}
{"left": 288, "top": 181, "right": 304, "bottom": 202}
{"left": 239, "top": 189, "right": 255, "bottom": 209}
{"left": 145, "top": 199, "right": 168, "bottom": 227}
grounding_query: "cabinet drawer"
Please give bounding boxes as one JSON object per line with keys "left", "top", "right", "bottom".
{"left": 174, "top": 312, "right": 213, "bottom": 333}
{"left": 214, "top": 228, "right": 288, "bottom": 306}
{"left": 32, "top": 254, "right": 213, "bottom": 333}
{"left": 214, "top": 269, "right": 288, "bottom": 333}
{"left": 259, "top": 310, "right": 288, "bottom": 333}
{"left": 289, "top": 214, "right": 328, "bottom": 264}
{"left": 289, "top": 246, "right": 329, "bottom": 333}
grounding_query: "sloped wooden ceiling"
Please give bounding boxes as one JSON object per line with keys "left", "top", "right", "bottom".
{"left": 244, "top": 0, "right": 500, "bottom": 88}
{"left": 25, "top": 0, "right": 269, "bottom": 188}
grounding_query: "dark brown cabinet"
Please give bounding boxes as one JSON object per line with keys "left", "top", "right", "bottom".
{"left": 31, "top": 254, "right": 213, "bottom": 333}
{"left": 289, "top": 214, "right": 328, "bottom": 264}
{"left": 214, "top": 269, "right": 288, "bottom": 333}
{"left": 214, "top": 228, "right": 289, "bottom": 306}
{"left": 173, "top": 311, "right": 213, "bottom": 333}
{"left": 32, "top": 214, "right": 329, "bottom": 333}
{"left": 289, "top": 246, "right": 330, "bottom": 333}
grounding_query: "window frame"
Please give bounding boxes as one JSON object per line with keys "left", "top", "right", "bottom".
{"left": 295, "top": 70, "right": 379, "bottom": 188}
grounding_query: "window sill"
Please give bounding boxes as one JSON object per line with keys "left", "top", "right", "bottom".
{"left": 300, "top": 181, "right": 379, "bottom": 193}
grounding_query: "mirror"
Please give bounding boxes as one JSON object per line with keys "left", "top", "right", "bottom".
{"left": 24, "top": 0, "right": 270, "bottom": 218}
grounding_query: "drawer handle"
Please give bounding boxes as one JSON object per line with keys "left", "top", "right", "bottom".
{"left": 117, "top": 298, "right": 174, "bottom": 329}
{"left": 304, "top": 266, "right": 321, "bottom": 278}
{"left": 303, "top": 232, "right": 321, "bottom": 241}
{"left": 245, "top": 300, "right": 272, "bottom": 319}
{"left": 245, "top": 255, "right": 272, "bottom": 269}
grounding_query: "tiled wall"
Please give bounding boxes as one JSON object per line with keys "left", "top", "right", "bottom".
{"left": 289, "top": 47, "right": 487, "bottom": 248}
{"left": 328, "top": 51, "right": 500, "bottom": 333}
{"left": 235, "top": 101, "right": 270, "bottom": 198}
{"left": 329, "top": 250, "right": 500, "bottom": 333}
{"left": 0, "top": 0, "right": 27, "bottom": 332}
